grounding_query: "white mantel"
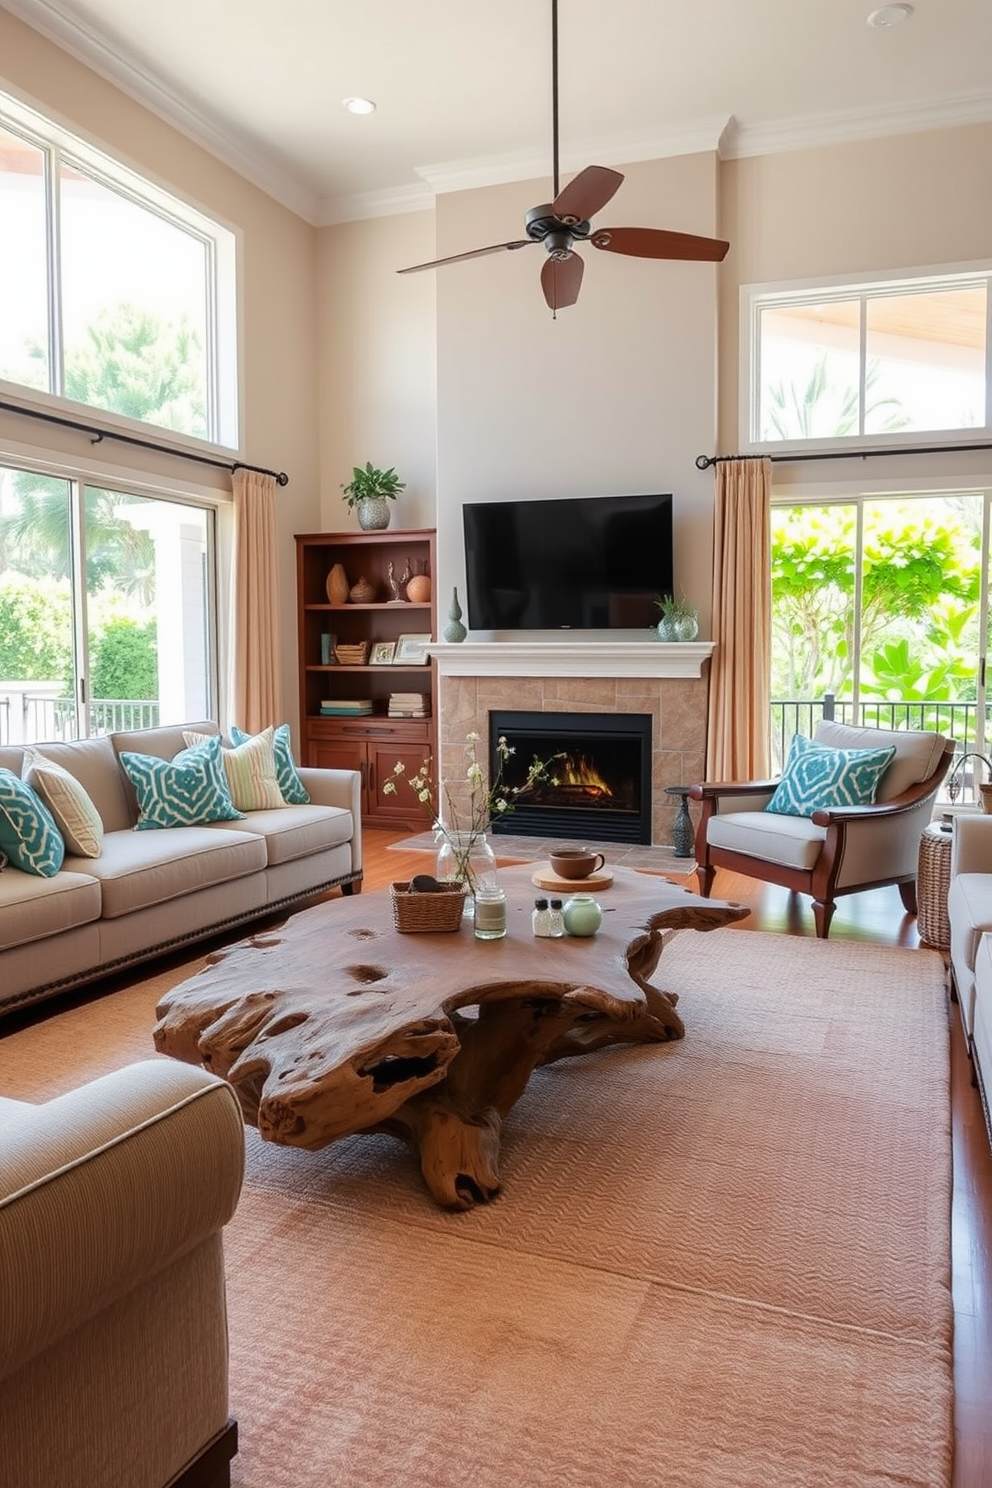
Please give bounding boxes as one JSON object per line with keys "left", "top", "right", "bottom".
{"left": 427, "top": 641, "right": 715, "bottom": 680}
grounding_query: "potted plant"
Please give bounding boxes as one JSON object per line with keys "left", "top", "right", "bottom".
{"left": 654, "top": 594, "right": 699, "bottom": 642}
{"left": 340, "top": 462, "right": 406, "bottom": 531}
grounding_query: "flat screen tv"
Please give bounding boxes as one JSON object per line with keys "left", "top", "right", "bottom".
{"left": 462, "top": 492, "right": 673, "bottom": 631}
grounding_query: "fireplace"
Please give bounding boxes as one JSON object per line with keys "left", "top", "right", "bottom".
{"left": 489, "top": 711, "right": 652, "bottom": 845}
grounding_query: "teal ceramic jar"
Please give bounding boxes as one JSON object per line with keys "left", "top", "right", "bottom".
{"left": 562, "top": 893, "right": 604, "bottom": 937}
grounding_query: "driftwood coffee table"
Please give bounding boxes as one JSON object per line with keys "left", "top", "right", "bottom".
{"left": 153, "top": 864, "right": 748, "bottom": 1208}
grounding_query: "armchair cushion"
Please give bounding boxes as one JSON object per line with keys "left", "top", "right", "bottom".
{"left": 765, "top": 732, "right": 896, "bottom": 817}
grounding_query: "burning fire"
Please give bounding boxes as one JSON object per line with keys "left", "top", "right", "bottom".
{"left": 550, "top": 753, "right": 613, "bottom": 801}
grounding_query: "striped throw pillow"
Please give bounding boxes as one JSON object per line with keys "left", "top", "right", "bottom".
{"left": 22, "top": 747, "right": 104, "bottom": 858}
{"left": 230, "top": 724, "right": 309, "bottom": 805}
{"left": 183, "top": 727, "right": 285, "bottom": 811}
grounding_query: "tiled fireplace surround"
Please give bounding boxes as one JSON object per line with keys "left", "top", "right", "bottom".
{"left": 429, "top": 640, "right": 715, "bottom": 849}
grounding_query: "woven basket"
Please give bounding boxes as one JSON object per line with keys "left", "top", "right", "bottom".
{"left": 390, "top": 881, "right": 466, "bottom": 933}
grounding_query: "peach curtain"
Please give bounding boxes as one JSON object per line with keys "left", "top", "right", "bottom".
{"left": 231, "top": 468, "right": 280, "bottom": 732}
{"left": 705, "top": 457, "right": 772, "bottom": 781}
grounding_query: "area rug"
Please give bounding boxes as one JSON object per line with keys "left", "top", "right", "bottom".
{"left": 0, "top": 929, "right": 953, "bottom": 1487}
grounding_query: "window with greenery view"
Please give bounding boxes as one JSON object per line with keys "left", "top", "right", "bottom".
{"left": 745, "top": 271, "right": 990, "bottom": 450}
{"left": 0, "top": 462, "right": 214, "bottom": 746}
{"left": 0, "top": 91, "right": 237, "bottom": 447}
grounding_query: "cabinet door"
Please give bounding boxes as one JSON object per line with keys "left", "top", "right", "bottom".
{"left": 368, "top": 738, "right": 431, "bottom": 824}
{"left": 308, "top": 737, "right": 366, "bottom": 776}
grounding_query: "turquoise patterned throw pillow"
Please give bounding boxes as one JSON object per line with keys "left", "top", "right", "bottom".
{"left": 765, "top": 733, "right": 897, "bottom": 818}
{"left": 230, "top": 723, "right": 310, "bottom": 804}
{"left": 121, "top": 735, "right": 245, "bottom": 830}
{"left": 0, "top": 768, "right": 66, "bottom": 876}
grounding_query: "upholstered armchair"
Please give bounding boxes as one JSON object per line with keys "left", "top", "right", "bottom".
{"left": 689, "top": 721, "right": 954, "bottom": 938}
{"left": 0, "top": 1059, "right": 245, "bottom": 1488}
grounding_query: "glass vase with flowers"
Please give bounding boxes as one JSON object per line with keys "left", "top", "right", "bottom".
{"left": 383, "top": 731, "right": 560, "bottom": 916}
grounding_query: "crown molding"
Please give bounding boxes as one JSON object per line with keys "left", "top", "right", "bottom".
{"left": 724, "top": 88, "right": 992, "bottom": 160}
{"left": 315, "top": 181, "right": 436, "bottom": 228}
{"left": 2, "top": 0, "right": 320, "bottom": 222}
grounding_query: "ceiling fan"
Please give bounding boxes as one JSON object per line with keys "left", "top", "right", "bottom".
{"left": 397, "top": 0, "right": 730, "bottom": 312}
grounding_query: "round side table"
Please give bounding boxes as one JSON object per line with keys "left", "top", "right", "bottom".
{"left": 917, "top": 822, "right": 953, "bottom": 951}
{"left": 664, "top": 785, "right": 695, "bottom": 859}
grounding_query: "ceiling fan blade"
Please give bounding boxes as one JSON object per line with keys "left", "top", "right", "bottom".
{"left": 397, "top": 240, "right": 534, "bottom": 274}
{"left": 551, "top": 166, "right": 624, "bottom": 226}
{"left": 541, "top": 253, "right": 584, "bottom": 312}
{"left": 590, "top": 226, "right": 730, "bottom": 263}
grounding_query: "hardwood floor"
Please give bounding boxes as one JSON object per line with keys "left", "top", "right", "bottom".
{"left": 362, "top": 828, "right": 992, "bottom": 1488}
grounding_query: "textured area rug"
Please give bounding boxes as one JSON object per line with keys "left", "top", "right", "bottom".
{"left": 0, "top": 929, "right": 953, "bottom": 1487}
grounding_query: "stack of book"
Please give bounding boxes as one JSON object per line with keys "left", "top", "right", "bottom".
{"left": 320, "top": 699, "right": 373, "bottom": 717}
{"left": 388, "top": 692, "right": 430, "bottom": 719}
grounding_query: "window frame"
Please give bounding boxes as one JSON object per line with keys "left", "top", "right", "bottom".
{"left": 741, "top": 262, "right": 992, "bottom": 457}
{"left": 0, "top": 86, "right": 240, "bottom": 453}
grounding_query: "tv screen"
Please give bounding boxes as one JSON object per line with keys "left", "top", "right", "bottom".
{"left": 462, "top": 492, "right": 673, "bottom": 631}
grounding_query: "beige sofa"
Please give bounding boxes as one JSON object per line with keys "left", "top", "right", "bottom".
{"left": 0, "top": 1059, "right": 245, "bottom": 1488}
{"left": 0, "top": 722, "right": 362, "bottom": 1018}
{"left": 947, "top": 814, "right": 992, "bottom": 1146}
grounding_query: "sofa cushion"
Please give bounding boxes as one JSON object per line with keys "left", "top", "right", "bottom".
{"left": 765, "top": 733, "right": 896, "bottom": 817}
{"left": 0, "top": 865, "right": 102, "bottom": 950}
{"left": 205, "top": 803, "right": 353, "bottom": 867}
{"left": 0, "top": 770, "right": 66, "bottom": 877}
{"left": 183, "top": 727, "right": 285, "bottom": 811}
{"left": 67, "top": 826, "right": 267, "bottom": 918}
{"left": 22, "top": 748, "right": 104, "bottom": 858}
{"left": 28, "top": 735, "right": 134, "bottom": 833}
{"left": 120, "top": 736, "right": 244, "bottom": 830}
{"left": 230, "top": 724, "right": 310, "bottom": 805}
{"left": 813, "top": 721, "right": 946, "bottom": 802}
{"left": 706, "top": 810, "right": 826, "bottom": 871}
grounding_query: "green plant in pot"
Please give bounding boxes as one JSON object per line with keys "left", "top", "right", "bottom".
{"left": 654, "top": 593, "right": 699, "bottom": 642}
{"left": 340, "top": 463, "right": 406, "bottom": 531}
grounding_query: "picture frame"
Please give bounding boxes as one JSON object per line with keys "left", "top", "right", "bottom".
{"left": 369, "top": 640, "right": 396, "bottom": 666}
{"left": 393, "top": 633, "right": 432, "bottom": 665}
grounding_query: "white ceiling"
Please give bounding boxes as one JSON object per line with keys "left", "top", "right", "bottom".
{"left": 5, "top": 0, "right": 992, "bottom": 225}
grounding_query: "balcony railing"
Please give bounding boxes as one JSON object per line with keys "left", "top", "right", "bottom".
{"left": 0, "top": 691, "right": 160, "bottom": 745}
{"left": 772, "top": 695, "right": 986, "bottom": 804}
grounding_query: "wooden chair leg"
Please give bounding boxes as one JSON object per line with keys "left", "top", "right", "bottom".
{"left": 812, "top": 898, "right": 836, "bottom": 939}
{"left": 695, "top": 863, "right": 715, "bottom": 898}
{"left": 898, "top": 880, "right": 918, "bottom": 915}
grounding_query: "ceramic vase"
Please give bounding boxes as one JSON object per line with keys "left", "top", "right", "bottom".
{"left": 443, "top": 587, "right": 467, "bottom": 643}
{"left": 356, "top": 497, "right": 391, "bottom": 531}
{"left": 326, "top": 563, "right": 350, "bottom": 604}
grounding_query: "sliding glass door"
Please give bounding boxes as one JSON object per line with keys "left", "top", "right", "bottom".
{"left": 0, "top": 461, "right": 215, "bottom": 745}
{"left": 771, "top": 490, "right": 989, "bottom": 793}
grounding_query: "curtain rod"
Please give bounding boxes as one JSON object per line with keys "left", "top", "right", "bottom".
{"left": 696, "top": 440, "right": 992, "bottom": 470}
{"left": 0, "top": 397, "right": 289, "bottom": 485}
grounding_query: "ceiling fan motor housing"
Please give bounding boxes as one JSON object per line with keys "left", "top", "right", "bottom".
{"left": 525, "top": 204, "right": 591, "bottom": 243}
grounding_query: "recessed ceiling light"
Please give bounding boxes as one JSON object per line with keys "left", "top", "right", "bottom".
{"left": 867, "top": 4, "right": 913, "bottom": 27}
{"left": 342, "top": 96, "right": 376, "bottom": 116}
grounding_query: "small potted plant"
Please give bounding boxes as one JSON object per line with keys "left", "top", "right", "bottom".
{"left": 654, "top": 593, "right": 699, "bottom": 642}
{"left": 340, "top": 463, "right": 406, "bottom": 531}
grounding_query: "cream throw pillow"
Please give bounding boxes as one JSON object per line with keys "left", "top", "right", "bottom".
{"left": 21, "top": 747, "right": 104, "bottom": 858}
{"left": 182, "top": 727, "right": 286, "bottom": 811}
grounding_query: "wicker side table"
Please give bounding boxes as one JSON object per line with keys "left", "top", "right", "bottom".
{"left": 917, "top": 823, "right": 953, "bottom": 951}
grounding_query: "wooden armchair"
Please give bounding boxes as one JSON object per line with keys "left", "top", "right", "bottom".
{"left": 689, "top": 722, "right": 954, "bottom": 938}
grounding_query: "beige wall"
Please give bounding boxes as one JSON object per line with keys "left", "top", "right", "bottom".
{"left": 316, "top": 213, "right": 438, "bottom": 532}
{"left": 0, "top": 9, "right": 320, "bottom": 735}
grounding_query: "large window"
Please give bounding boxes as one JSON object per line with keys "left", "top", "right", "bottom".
{"left": 744, "top": 269, "right": 991, "bottom": 452}
{"left": 0, "top": 460, "right": 215, "bottom": 746}
{"left": 770, "top": 491, "right": 992, "bottom": 799}
{"left": 0, "top": 91, "right": 237, "bottom": 447}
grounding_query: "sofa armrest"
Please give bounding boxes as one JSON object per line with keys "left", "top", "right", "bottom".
{"left": 951, "top": 812, "right": 992, "bottom": 877}
{"left": 297, "top": 766, "right": 363, "bottom": 873}
{"left": 0, "top": 1059, "right": 244, "bottom": 1379}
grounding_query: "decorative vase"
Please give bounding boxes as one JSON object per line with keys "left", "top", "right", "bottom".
{"left": 326, "top": 563, "right": 349, "bottom": 604}
{"left": 349, "top": 576, "right": 377, "bottom": 604}
{"left": 435, "top": 831, "right": 498, "bottom": 918}
{"left": 561, "top": 893, "right": 604, "bottom": 937}
{"left": 356, "top": 497, "right": 391, "bottom": 531}
{"left": 443, "top": 587, "right": 467, "bottom": 643}
{"left": 406, "top": 572, "right": 432, "bottom": 603}
{"left": 656, "top": 613, "right": 699, "bottom": 642}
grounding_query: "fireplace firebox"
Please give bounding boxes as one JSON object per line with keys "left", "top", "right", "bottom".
{"left": 489, "top": 711, "right": 652, "bottom": 844}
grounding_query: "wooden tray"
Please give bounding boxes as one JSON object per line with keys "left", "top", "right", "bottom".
{"left": 532, "top": 864, "right": 614, "bottom": 893}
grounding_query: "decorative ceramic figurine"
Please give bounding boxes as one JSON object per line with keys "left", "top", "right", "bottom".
{"left": 443, "top": 587, "right": 467, "bottom": 643}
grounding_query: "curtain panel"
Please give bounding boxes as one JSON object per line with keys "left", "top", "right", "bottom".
{"left": 705, "top": 458, "right": 772, "bottom": 781}
{"left": 231, "top": 468, "right": 280, "bottom": 733}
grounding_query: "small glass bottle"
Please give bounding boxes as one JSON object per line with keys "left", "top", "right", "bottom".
{"left": 532, "top": 897, "right": 551, "bottom": 937}
{"left": 474, "top": 886, "right": 507, "bottom": 940}
{"left": 547, "top": 898, "right": 566, "bottom": 938}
